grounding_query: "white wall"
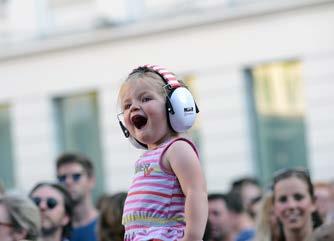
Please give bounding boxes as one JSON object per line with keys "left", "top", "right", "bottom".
{"left": 304, "top": 53, "right": 334, "bottom": 181}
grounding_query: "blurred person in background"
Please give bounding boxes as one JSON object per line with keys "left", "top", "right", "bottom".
{"left": 0, "top": 193, "right": 41, "bottom": 241}
{"left": 0, "top": 181, "right": 4, "bottom": 196}
{"left": 253, "top": 191, "right": 279, "bottom": 241}
{"left": 56, "top": 153, "right": 98, "bottom": 241}
{"left": 328, "top": 180, "right": 334, "bottom": 223}
{"left": 312, "top": 222, "right": 334, "bottom": 241}
{"left": 98, "top": 192, "right": 127, "bottom": 241}
{"left": 207, "top": 193, "right": 234, "bottom": 241}
{"left": 203, "top": 219, "right": 212, "bottom": 241}
{"left": 30, "top": 182, "right": 73, "bottom": 241}
{"left": 231, "top": 177, "right": 262, "bottom": 220}
{"left": 225, "top": 190, "right": 255, "bottom": 241}
{"left": 272, "top": 168, "right": 322, "bottom": 241}
{"left": 314, "top": 182, "right": 334, "bottom": 224}
{"left": 96, "top": 194, "right": 108, "bottom": 211}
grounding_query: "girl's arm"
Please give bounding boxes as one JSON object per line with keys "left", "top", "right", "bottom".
{"left": 165, "top": 140, "right": 208, "bottom": 241}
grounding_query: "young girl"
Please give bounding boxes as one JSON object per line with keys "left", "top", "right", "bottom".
{"left": 117, "top": 65, "right": 208, "bottom": 241}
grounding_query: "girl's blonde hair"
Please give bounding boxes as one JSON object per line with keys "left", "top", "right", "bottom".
{"left": 0, "top": 193, "right": 41, "bottom": 241}
{"left": 118, "top": 66, "right": 186, "bottom": 110}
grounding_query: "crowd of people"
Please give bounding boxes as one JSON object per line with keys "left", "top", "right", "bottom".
{"left": 206, "top": 171, "right": 334, "bottom": 241}
{"left": 1, "top": 153, "right": 334, "bottom": 241}
{"left": 0, "top": 153, "right": 127, "bottom": 241}
{"left": 1, "top": 65, "right": 334, "bottom": 241}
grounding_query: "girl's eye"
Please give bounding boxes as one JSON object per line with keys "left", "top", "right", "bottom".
{"left": 278, "top": 195, "right": 287, "bottom": 203}
{"left": 142, "top": 97, "right": 152, "bottom": 102}
{"left": 293, "top": 193, "right": 304, "bottom": 201}
{"left": 123, "top": 103, "right": 131, "bottom": 110}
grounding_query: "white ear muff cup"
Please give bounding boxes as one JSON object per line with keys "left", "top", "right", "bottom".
{"left": 168, "top": 87, "right": 197, "bottom": 132}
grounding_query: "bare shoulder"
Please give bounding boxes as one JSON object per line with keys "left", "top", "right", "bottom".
{"left": 165, "top": 139, "right": 198, "bottom": 165}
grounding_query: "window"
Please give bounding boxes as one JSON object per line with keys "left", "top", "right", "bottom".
{"left": 0, "top": 104, "right": 14, "bottom": 189}
{"left": 47, "top": 0, "right": 96, "bottom": 33}
{"left": 54, "top": 92, "right": 104, "bottom": 201}
{"left": 246, "top": 61, "right": 308, "bottom": 185}
{"left": 0, "top": 0, "right": 9, "bottom": 37}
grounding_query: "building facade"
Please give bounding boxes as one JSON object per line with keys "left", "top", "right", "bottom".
{"left": 1, "top": 0, "right": 334, "bottom": 196}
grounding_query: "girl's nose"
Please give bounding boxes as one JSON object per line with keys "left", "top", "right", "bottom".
{"left": 286, "top": 198, "right": 298, "bottom": 209}
{"left": 129, "top": 101, "right": 140, "bottom": 112}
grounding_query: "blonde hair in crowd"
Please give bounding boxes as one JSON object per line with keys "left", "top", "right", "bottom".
{"left": 0, "top": 193, "right": 41, "bottom": 241}
{"left": 253, "top": 191, "right": 278, "bottom": 241}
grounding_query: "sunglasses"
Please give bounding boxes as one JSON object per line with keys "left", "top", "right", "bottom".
{"left": 31, "top": 197, "right": 58, "bottom": 210}
{"left": 57, "top": 172, "right": 83, "bottom": 183}
{"left": 272, "top": 167, "right": 310, "bottom": 185}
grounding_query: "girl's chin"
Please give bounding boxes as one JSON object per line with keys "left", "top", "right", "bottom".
{"left": 285, "top": 222, "right": 304, "bottom": 230}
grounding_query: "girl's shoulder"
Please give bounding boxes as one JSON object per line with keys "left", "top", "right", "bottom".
{"left": 165, "top": 137, "right": 198, "bottom": 156}
{"left": 160, "top": 137, "right": 199, "bottom": 173}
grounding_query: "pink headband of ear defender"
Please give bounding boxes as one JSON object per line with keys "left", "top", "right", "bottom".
{"left": 142, "top": 64, "right": 181, "bottom": 89}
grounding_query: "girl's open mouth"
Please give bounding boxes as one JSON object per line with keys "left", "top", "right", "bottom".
{"left": 131, "top": 115, "right": 147, "bottom": 129}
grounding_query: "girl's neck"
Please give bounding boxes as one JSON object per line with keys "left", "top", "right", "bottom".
{"left": 284, "top": 222, "right": 313, "bottom": 241}
{"left": 147, "top": 133, "right": 179, "bottom": 150}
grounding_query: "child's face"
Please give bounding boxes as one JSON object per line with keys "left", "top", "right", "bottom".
{"left": 120, "top": 77, "right": 172, "bottom": 149}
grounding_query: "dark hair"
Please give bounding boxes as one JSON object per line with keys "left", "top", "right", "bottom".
{"left": 272, "top": 168, "right": 323, "bottom": 241}
{"left": 225, "top": 190, "right": 244, "bottom": 214}
{"left": 231, "top": 177, "right": 260, "bottom": 191}
{"left": 56, "top": 152, "right": 94, "bottom": 177}
{"left": 208, "top": 193, "right": 227, "bottom": 202}
{"left": 98, "top": 192, "right": 127, "bottom": 241}
{"left": 29, "top": 182, "right": 74, "bottom": 239}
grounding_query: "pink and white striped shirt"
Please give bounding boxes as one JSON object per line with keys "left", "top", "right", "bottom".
{"left": 122, "top": 137, "right": 198, "bottom": 241}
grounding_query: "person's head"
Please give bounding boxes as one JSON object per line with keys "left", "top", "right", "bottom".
{"left": 312, "top": 223, "right": 334, "bottom": 241}
{"left": 98, "top": 192, "right": 127, "bottom": 241}
{"left": 272, "top": 168, "right": 322, "bottom": 240}
{"left": 29, "top": 182, "right": 73, "bottom": 240}
{"left": 231, "top": 177, "right": 262, "bottom": 219}
{"left": 0, "top": 193, "right": 40, "bottom": 241}
{"left": 225, "top": 189, "right": 245, "bottom": 231}
{"left": 56, "top": 152, "right": 95, "bottom": 204}
{"left": 314, "top": 182, "right": 333, "bottom": 222}
{"left": 207, "top": 193, "right": 231, "bottom": 241}
{"left": 117, "top": 65, "right": 196, "bottom": 150}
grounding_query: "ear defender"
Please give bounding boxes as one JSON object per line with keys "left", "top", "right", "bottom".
{"left": 144, "top": 64, "right": 199, "bottom": 133}
{"left": 118, "top": 64, "right": 199, "bottom": 149}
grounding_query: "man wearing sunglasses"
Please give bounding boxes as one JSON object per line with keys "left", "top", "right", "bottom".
{"left": 30, "top": 182, "right": 73, "bottom": 241}
{"left": 56, "top": 153, "right": 98, "bottom": 241}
